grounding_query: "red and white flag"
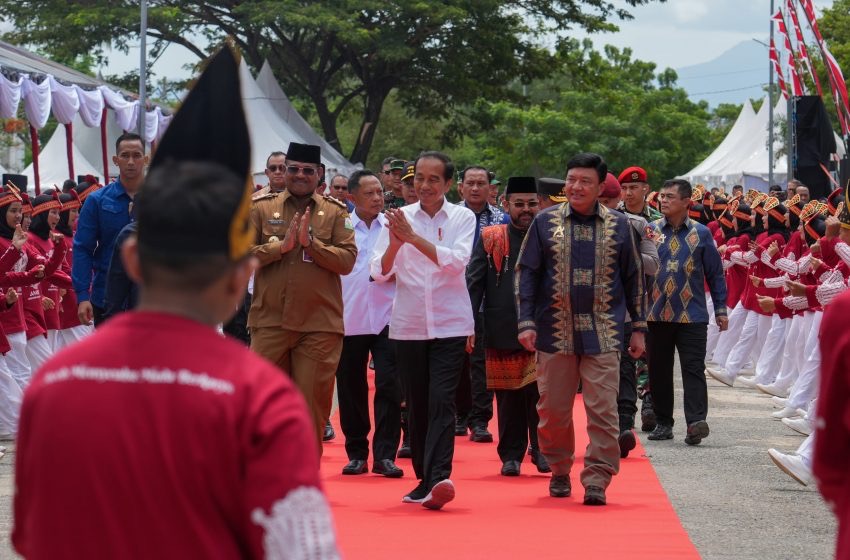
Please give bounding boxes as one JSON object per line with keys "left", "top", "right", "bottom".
{"left": 770, "top": 37, "right": 790, "bottom": 100}
{"left": 773, "top": 9, "right": 805, "bottom": 95}
{"left": 787, "top": 0, "right": 822, "bottom": 95}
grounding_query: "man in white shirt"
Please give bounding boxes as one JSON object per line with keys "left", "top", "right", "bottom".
{"left": 336, "top": 171, "right": 403, "bottom": 479}
{"left": 371, "top": 151, "right": 476, "bottom": 510}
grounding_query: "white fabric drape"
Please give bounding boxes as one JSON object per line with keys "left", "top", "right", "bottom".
{"left": 21, "top": 77, "right": 51, "bottom": 129}
{"left": 48, "top": 76, "right": 80, "bottom": 124}
{"left": 0, "top": 74, "right": 24, "bottom": 119}
{"left": 74, "top": 85, "right": 105, "bottom": 127}
{"left": 99, "top": 86, "right": 138, "bottom": 131}
{"left": 156, "top": 107, "right": 172, "bottom": 143}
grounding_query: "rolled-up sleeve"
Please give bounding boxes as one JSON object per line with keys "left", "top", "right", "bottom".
{"left": 435, "top": 211, "right": 475, "bottom": 274}
{"left": 369, "top": 227, "right": 394, "bottom": 282}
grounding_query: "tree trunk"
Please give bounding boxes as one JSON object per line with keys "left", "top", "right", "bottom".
{"left": 349, "top": 89, "right": 389, "bottom": 165}
{"left": 312, "top": 95, "right": 345, "bottom": 156}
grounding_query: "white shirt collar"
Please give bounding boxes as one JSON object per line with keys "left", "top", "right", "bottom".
{"left": 351, "top": 209, "right": 387, "bottom": 230}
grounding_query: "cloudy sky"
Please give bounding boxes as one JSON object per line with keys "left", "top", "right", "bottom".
{"left": 104, "top": 0, "right": 836, "bottom": 80}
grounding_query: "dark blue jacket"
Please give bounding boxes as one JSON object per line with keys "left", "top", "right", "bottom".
{"left": 72, "top": 180, "right": 133, "bottom": 307}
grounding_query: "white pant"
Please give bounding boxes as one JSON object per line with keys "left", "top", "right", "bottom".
{"left": 705, "top": 293, "right": 720, "bottom": 355}
{"left": 797, "top": 432, "right": 814, "bottom": 469}
{"left": 712, "top": 303, "right": 746, "bottom": 364}
{"left": 0, "top": 357, "right": 22, "bottom": 436}
{"left": 725, "top": 311, "right": 772, "bottom": 377}
{"left": 787, "top": 311, "right": 822, "bottom": 410}
{"left": 46, "top": 329, "right": 61, "bottom": 354}
{"left": 773, "top": 311, "right": 814, "bottom": 391}
{"left": 753, "top": 315, "right": 789, "bottom": 384}
{"left": 60, "top": 324, "right": 93, "bottom": 348}
{"left": 5, "top": 331, "right": 31, "bottom": 389}
{"left": 25, "top": 334, "right": 53, "bottom": 376}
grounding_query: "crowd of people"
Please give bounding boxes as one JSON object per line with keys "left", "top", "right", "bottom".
{"left": 2, "top": 48, "right": 848, "bottom": 559}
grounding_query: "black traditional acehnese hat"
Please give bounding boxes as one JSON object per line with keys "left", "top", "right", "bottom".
{"left": 505, "top": 176, "right": 537, "bottom": 196}
{"left": 137, "top": 45, "right": 254, "bottom": 262}
{"left": 286, "top": 142, "right": 321, "bottom": 165}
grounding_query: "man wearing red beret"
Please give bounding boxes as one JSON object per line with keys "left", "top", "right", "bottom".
{"left": 618, "top": 166, "right": 662, "bottom": 223}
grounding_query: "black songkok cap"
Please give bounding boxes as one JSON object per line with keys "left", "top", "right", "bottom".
{"left": 286, "top": 142, "right": 321, "bottom": 165}
{"left": 139, "top": 45, "right": 253, "bottom": 262}
{"left": 505, "top": 176, "right": 538, "bottom": 196}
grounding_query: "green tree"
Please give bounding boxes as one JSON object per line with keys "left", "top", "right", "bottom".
{"left": 464, "top": 44, "right": 711, "bottom": 186}
{"left": 0, "top": 0, "right": 664, "bottom": 164}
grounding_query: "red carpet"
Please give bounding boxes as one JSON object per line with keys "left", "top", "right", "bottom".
{"left": 321, "top": 376, "right": 700, "bottom": 559}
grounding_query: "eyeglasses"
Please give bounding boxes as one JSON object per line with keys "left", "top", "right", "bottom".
{"left": 508, "top": 200, "right": 539, "bottom": 209}
{"left": 285, "top": 165, "right": 318, "bottom": 176}
{"left": 267, "top": 165, "right": 286, "bottom": 172}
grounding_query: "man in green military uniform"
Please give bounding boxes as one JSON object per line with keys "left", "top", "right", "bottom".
{"left": 248, "top": 141, "right": 357, "bottom": 453}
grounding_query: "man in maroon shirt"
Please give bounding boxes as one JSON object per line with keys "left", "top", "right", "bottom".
{"left": 12, "top": 48, "right": 339, "bottom": 560}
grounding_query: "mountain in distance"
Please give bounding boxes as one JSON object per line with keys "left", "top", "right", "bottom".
{"left": 675, "top": 40, "right": 770, "bottom": 107}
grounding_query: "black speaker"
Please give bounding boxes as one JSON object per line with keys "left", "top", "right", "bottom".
{"left": 794, "top": 96, "right": 838, "bottom": 200}
{"left": 2, "top": 174, "right": 27, "bottom": 192}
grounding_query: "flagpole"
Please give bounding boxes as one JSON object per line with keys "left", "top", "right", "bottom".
{"left": 769, "top": 0, "right": 775, "bottom": 189}
{"left": 138, "top": 0, "right": 147, "bottom": 137}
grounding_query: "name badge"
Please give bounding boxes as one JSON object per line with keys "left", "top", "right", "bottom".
{"left": 268, "top": 219, "right": 285, "bottom": 225}
{"left": 302, "top": 250, "right": 314, "bottom": 263}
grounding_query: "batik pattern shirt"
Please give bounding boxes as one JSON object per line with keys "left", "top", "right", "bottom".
{"left": 515, "top": 203, "right": 646, "bottom": 355}
{"left": 647, "top": 217, "right": 727, "bottom": 323}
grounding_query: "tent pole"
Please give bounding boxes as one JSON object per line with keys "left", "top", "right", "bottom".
{"left": 768, "top": 0, "right": 775, "bottom": 189}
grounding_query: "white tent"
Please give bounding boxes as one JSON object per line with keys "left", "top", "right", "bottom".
{"left": 22, "top": 124, "right": 102, "bottom": 192}
{"left": 255, "top": 61, "right": 354, "bottom": 175}
{"left": 73, "top": 110, "right": 128, "bottom": 182}
{"left": 684, "top": 97, "right": 846, "bottom": 191}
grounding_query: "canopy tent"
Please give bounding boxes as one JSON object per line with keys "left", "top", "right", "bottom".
{"left": 239, "top": 61, "right": 356, "bottom": 186}
{"left": 22, "top": 121, "right": 102, "bottom": 189}
{"left": 255, "top": 61, "right": 354, "bottom": 175}
{"left": 683, "top": 97, "right": 846, "bottom": 191}
{"left": 0, "top": 39, "right": 170, "bottom": 193}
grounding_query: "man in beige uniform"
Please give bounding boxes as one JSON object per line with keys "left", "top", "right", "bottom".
{"left": 249, "top": 142, "right": 357, "bottom": 450}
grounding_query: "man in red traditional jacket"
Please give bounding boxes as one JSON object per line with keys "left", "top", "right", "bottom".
{"left": 12, "top": 47, "right": 339, "bottom": 560}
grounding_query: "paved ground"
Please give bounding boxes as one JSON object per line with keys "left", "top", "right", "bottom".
{"left": 0, "top": 364, "right": 836, "bottom": 559}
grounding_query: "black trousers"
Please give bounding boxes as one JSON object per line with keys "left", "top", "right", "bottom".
{"left": 618, "top": 322, "right": 638, "bottom": 431}
{"left": 92, "top": 304, "right": 106, "bottom": 327}
{"left": 223, "top": 291, "right": 252, "bottom": 346}
{"left": 335, "top": 327, "right": 401, "bottom": 461}
{"left": 495, "top": 383, "right": 540, "bottom": 463}
{"left": 396, "top": 337, "right": 467, "bottom": 490}
{"left": 647, "top": 322, "right": 708, "bottom": 428}
{"left": 455, "top": 314, "right": 492, "bottom": 428}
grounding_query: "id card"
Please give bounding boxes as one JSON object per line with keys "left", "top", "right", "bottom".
{"left": 302, "top": 249, "right": 314, "bottom": 263}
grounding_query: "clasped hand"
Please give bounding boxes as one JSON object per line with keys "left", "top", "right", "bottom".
{"left": 385, "top": 208, "right": 417, "bottom": 245}
{"left": 279, "top": 208, "right": 313, "bottom": 254}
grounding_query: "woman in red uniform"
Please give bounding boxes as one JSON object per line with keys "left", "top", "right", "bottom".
{"left": 56, "top": 190, "right": 92, "bottom": 348}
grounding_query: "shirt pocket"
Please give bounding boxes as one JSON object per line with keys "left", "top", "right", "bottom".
{"left": 311, "top": 213, "right": 336, "bottom": 244}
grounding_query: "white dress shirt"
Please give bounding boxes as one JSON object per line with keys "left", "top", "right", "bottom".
{"left": 342, "top": 211, "right": 395, "bottom": 336}
{"left": 370, "top": 198, "right": 476, "bottom": 340}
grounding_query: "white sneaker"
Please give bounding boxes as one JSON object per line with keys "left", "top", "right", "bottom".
{"left": 771, "top": 406, "right": 806, "bottom": 419}
{"left": 707, "top": 367, "right": 735, "bottom": 387}
{"left": 422, "top": 479, "right": 455, "bottom": 510}
{"left": 768, "top": 449, "right": 813, "bottom": 486}
{"left": 737, "top": 376, "right": 758, "bottom": 388}
{"left": 771, "top": 396, "right": 789, "bottom": 408}
{"left": 757, "top": 383, "right": 790, "bottom": 398}
{"left": 781, "top": 417, "right": 813, "bottom": 435}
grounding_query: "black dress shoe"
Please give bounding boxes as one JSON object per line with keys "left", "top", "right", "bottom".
{"left": 372, "top": 459, "right": 404, "bottom": 478}
{"left": 583, "top": 485, "right": 606, "bottom": 506}
{"left": 469, "top": 426, "right": 493, "bottom": 443}
{"left": 549, "top": 475, "right": 571, "bottom": 498}
{"left": 618, "top": 429, "right": 637, "bottom": 458}
{"left": 684, "top": 420, "right": 710, "bottom": 446}
{"left": 640, "top": 394, "right": 657, "bottom": 432}
{"left": 454, "top": 417, "right": 468, "bottom": 436}
{"left": 397, "top": 443, "right": 412, "bottom": 458}
{"left": 500, "top": 460, "right": 521, "bottom": 476}
{"left": 647, "top": 424, "right": 674, "bottom": 441}
{"left": 322, "top": 420, "right": 335, "bottom": 442}
{"left": 341, "top": 459, "right": 368, "bottom": 475}
{"left": 530, "top": 449, "right": 551, "bottom": 473}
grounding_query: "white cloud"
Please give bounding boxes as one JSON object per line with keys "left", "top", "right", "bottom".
{"left": 671, "top": 0, "right": 710, "bottom": 24}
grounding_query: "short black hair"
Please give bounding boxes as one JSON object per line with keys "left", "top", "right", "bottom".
{"left": 266, "top": 151, "right": 286, "bottom": 167}
{"left": 769, "top": 184, "right": 782, "bottom": 192}
{"left": 661, "top": 179, "right": 693, "bottom": 199}
{"left": 732, "top": 184, "right": 743, "bottom": 192}
{"left": 566, "top": 152, "right": 607, "bottom": 183}
{"left": 115, "top": 132, "right": 145, "bottom": 154}
{"left": 415, "top": 151, "right": 455, "bottom": 181}
{"left": 347, "top": 170, "right": 380, "bottom": 194}
{"left": 136, "top": 160, "right": 244, "bottom": 292}
{"left": 461, "top": 166, "right": 489, "bottom": 182}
